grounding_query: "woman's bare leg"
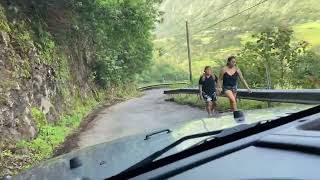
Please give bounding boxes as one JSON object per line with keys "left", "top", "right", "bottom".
{"left": 225, "top": 90, "right": 237, "bottom": 111}
{"left": 211, "top": 101, "right": 217, "bottom": 115}
{"left": 206, "top": 101, "right": 213, "bottom": 116}
{"left": 211, "top": 101, "right": 216, "bottom": 112}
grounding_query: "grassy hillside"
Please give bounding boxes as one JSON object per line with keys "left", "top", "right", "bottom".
{"left": 293, "top": 22, "right": 320, "bottom": 51}
{"left": 142, "top": 0, "right": 320, "bottom": 84}
{"left": 156, "top": 0, "right": 320, "bottom": 37}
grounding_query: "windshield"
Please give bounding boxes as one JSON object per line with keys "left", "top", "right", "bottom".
{"left": 154, "top": 104, "right": 315, "bottom": 160}
{"left": 1, "top": 0, "right": 320, "bottom": 180}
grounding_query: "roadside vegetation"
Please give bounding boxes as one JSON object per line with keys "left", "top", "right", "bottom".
{"left": 1, "top": 96, "right": 99, "bottom": 174}
{"left": 0, "top": 87, "right": 140, "bottom": 175}
{"left": 0, "top": 0, "right": 160, "bottom": 176}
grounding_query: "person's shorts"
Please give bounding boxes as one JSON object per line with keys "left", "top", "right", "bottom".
{"left": 202, "top": 92, "right": 217, "bottom": 102}
{"left": 222, "top": 86, "right": 237, "bottom": 94}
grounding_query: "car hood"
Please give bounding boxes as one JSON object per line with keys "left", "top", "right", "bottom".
{"left": 14, "top": 105, "right": 312, "bottom": 180}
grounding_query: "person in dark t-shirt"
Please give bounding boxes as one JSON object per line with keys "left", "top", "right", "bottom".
{"left": 199, "top": 66, "right": 218, "bottom": 117}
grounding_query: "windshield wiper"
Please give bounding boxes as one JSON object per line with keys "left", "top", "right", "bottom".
{"left": 106, "top": 128, "right": 224, "bottom": 179}
{"left": 107, "top": 123, "right": 257, "bottom": 180}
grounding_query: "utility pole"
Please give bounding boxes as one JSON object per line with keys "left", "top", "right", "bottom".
{"left": 186, "top": 21, "right": 192, "bottom": 82}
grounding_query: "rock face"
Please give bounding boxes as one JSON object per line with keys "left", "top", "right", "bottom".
{"left": 0, "top": 2, "right": 96, "bottom": 146}
{"left": 0, "top": 30, "right": 57, "bottom": 144}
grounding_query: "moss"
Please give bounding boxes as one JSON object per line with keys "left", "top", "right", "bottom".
{"left": 0, "top": 5, "right": 11, "bottom": 32}
{"left": 0, "top": 19, "right": 10, "bottom": 32}
{"left": 36, "top": 32, "right": 56, "bottom": 65}
{"left": 57, "top": 54, "right": 70, "bottom": 81}
{"left": 0, "top": 79, "right": 16, "bottom": 91}
{"left": 0, "top": 95, "right": 8, "bottom": 106}
{"left": 31, "top": 107, "right": 47, "bottom": 129}
{"left": 20, "top": 59, "right": 31, "bottom": 79}
{"left": 9, "top": 21, "right": 33, "bottom": 58}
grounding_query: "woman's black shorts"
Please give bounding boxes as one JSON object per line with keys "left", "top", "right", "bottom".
{"left": 222, "top": 86, "right": 237, "bottom": 94}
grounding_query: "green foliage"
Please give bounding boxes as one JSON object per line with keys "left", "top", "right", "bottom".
{"left": 293, "top": 22, "right": 320, "bottom": 48}
{"left": 0, "top": 79, "right": 16, "bottom": 91}
{"left": 148, "top": 0, "right": 320, "bottom": 86}
{"left": 3, "top": 0, "right": 160, "bottom": 88}
{"left": 156, "top": 0, "right": 320, "bottom": 39}
{"left": 15, "top": 96, "right": 100, "bottom": 172}
{"left": 0, "top": 149, "right": 13, "bottom": 158}
{"left": 0, "top": 0, "right": 158, "bottom": 175}
{"left": 114, "top": 84, "right": 139, "bottom": 98}
{"left": 10, "top": 21, "right": 33, "bottom": 54}
{"left": 238, "top": 26, "right": 319, "bottom": 88}
{"left": 292, "top": 51, "right": 320, "bottom": 88}
{"left": 31, "top": 107, "right": 48, "bottom": 129}
{"left": 93, "top": 57, "right": 122, "bottom": 88}
{"left": 0, "top": 95, "right": 7, "bottom": 106}
{"left": 56, "top": 54, "right": 71, "bottom": 82}
{"left": 65, "top": 0, "right": 161, "bottom": 88}
{"left": 6, "top": 21, "right": 33, "bottom": 79}
{"left": 0, "top": 6, "right": 10, "bottom": 32}
{"left": 35, "top": 31, "right": 56, "bottom": 65}
{"left": 138, "top": 62, "right": 189, "bottom": 83}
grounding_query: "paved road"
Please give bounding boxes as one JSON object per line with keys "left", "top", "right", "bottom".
{"left": 78, "top": 89, "right": 207, "bottom": 148}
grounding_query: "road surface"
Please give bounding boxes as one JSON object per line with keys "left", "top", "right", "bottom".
{"left": 78, "top": 89, "right": 207, "bottom": 148}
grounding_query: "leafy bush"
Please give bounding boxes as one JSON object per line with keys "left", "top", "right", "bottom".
{"left": 238, "top": 26, "right": 320, "bottom": 89}
{"left": 68, "top": 0, "right": 161, "bottom": 88}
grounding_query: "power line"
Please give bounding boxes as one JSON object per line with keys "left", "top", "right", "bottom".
{"left": 160, "top": 0, "right": 246, "bottom": 39}
{"left": 160, "top": 40, "right": 184, "bottom": 56}
{"left": 156, "top": 34, "right": 187, "bottom": 55}
{"left": 192, "top": 0, "right": 245, "bottom": 25}
{"left": 159, "top": 0, "right": 271, "bottom": 55}
{"left": 192, "top": 0, "right": 270, "bottom": 35}
{"left": 194, "top": 6, "right": 261, "bottom": 56}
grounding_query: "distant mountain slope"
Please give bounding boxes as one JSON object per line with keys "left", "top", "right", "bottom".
{"left": 145, "top": 0, "right": 320, "bottom": 83}
{"left": 156, "top": 0, "right": 320, "bottom": 38}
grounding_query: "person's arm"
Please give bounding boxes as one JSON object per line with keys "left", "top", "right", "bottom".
{"left": 199, "top": 77, "right": 203, "bottom": 99}
{"left": 217, "top": 68, "right": 224, "bottom": 94}
{"left": 213, "top": 74, "right": 219, "bottom": 95}
{"left": 237, "top": 68, "right": 252, "bottom": 93}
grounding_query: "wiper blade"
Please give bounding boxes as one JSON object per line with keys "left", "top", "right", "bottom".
{"left": 186, "top": 123, "right": 259, "bottom": 150}
{"left": 107, "top": 129, "right": 224, "bottom": 179}
{"left": 108, "top": 123, "right": 257, "bottom": 180}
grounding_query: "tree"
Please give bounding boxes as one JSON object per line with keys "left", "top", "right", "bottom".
{"left": 238, "top": 26, "right": 310, "bottom": 89}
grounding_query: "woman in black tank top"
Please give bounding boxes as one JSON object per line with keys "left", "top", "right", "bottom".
{"left": 217, "top": 56, "right": 251, "bottom": 112}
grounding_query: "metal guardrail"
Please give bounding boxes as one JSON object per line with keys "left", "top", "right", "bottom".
{"left": 164, "top": 88, "right": 320, "bottom": 104}
{"left": 138, "top": 82, "right": 188, "bottom": 91}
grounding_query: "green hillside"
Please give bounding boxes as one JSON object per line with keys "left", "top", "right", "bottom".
{"left": 141, "top": 0, "right": 320, "bottom": 84}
